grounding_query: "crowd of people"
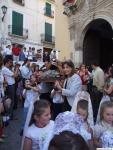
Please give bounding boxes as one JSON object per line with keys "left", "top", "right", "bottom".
{"left": 0, "top": 51, "right": 113, "bottom": 150}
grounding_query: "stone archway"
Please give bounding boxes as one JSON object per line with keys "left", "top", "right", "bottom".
{"left": 81, "top": 18, "right": 113, "bottom": 69}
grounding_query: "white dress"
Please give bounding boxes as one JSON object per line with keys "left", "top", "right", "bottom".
{"left": 25, "top": 121, "right": 54, "bottom": 150}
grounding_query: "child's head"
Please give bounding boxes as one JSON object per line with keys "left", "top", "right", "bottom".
{"left": 48, "top": 131, "right": 89, "bottom": 150}
{"left": 77, "top": 99, "right": 88, "bottom": 121}
{"left": 31, "top": 100, "right": 51, "bottom": 127}
{"left": 30, "top": 74, "right": 37, "bottom": 83}
{"left": 100, "top": 101, "right": 113, "bottom": 125}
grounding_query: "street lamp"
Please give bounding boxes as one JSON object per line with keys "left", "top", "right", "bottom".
{"left": 1, "top": 5, "right": 7, "bottom": 22}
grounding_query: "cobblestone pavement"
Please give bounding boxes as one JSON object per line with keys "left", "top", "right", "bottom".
{"left": 0, "top": 108, "right": 23, "bottom": 150}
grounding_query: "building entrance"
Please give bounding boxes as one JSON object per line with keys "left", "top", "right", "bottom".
{"left": 83, "top": 19, "right": 113, "bottom": 69}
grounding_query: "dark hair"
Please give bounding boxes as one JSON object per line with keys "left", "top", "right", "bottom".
{"left": 100, "top": 101, "right": 113, "bottom": 121}
{"left": 22, "top": 58, "right": 29, "bottom": 66}
{"left": 30, "top": 100, "right": 51, "bottom": 125}
{"left": 77, "top": 99, "right": 88, "bottom": 113}
{"left": 62, "top": 60, "right": 75, "bottom": 76}
{"left": 3, "top": 57, "right": 13, "bottom": 65}
{"left": 91, "top": 62, "right": 99, "bottom": 67}
{"left": 0, "top": 53, "right": 3, "bottom": 69}
{"left": 48, "top": 131, "right": 89, "bottom": 150}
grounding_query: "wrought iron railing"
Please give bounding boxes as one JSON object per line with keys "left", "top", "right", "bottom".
{"left": 44, "top": 7, "right": 54, "bottom": 18}
{"left": 41, "top": 34, "right": 55, "bottom": 44}
{"left": 8, "top": 25, "right": 28, "bottom": 39}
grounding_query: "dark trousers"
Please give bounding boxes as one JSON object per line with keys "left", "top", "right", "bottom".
{"left": 90, "top": 87, "right": 103, "bottom": 123}
{"left": 6, "top": 84, "right": 15, "bottom": 116}
{"left": 63, "top": 97, "right": 71, "bottom": 111}
{"left": 53, "top": 103, "right": 64, "bottom": 120}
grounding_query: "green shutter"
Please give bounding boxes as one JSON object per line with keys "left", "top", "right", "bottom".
{"left": 45, "top": 22, "right": 52, "bottom": 42}
{"left": 46, "top": 2, "right": 51, "bottom": 16}
{"left": 12, "top": 11, "right": 23, "bottom": 36}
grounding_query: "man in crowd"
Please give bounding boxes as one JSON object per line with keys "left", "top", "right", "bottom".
{"left": 2, "top": 58, "right": 18, "bottom": 118}
{"left": 12, "top": 44, "right": 21, "bottom": 62}
{"left": 3, "top": 45, "right": 12, "bottom": 59}
{"left": 91, "top": 62, "right": 105, "bottom": 122}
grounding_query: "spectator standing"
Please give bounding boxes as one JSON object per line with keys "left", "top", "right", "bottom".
{"left": 43, "top": 51, "right": 50, "bottom": 62}
{"left": 12, "top": 44, "right": 21, "bottom": 62}
{"left": 3, "top": 45, "right": 12, "bottom": 59}
{"left": 23, "top": 47, "right": 28, "bottom": 59}
{"left": 19, "top": 48, "right": 26, "bottom": 61}
{"left": 2, "top": 58, "right": 18, "bottom": 118}
{"left": 27, "top": 47, "right": 33, "bottom": 61}
{"left": 91, "top": 62, "right": 105, "bottom": 122}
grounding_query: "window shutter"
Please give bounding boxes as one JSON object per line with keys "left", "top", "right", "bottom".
{"left": 12, "top": 11, "right": 23, "bottom": 36}
{"left": 46, "top": 2, "right": 51, "bottom": 16}
{"left": 45, "top": 22, "right": 52, "bottom": 42}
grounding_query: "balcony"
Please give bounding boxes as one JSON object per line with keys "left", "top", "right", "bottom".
{"left": 41, "top": 34, "right": 55, "bottom": 45}
{"left": 13, "top": 0, "right": 25, "bottom": 6}
{"left": 8, "top": 25, "right": 28, "bottom": 39}
{"left": 44, "top": 7, "right": 54, "bottom": 18}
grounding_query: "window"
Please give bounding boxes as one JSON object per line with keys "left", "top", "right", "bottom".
{"left": 12, "top": 11, "right": 23, "bottom": 36}
{"left": 45, "top": 2, "right": 51, "bottom": 16}
{"left": 13, "top": 0, "right": 25, "bottom": 6}
{"left": 45, "top": 22, "right": 52, "bottom": 42}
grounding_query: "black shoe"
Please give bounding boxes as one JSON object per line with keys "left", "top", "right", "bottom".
{"left": 20, "top": 129, "right": 23, "bottom": 136}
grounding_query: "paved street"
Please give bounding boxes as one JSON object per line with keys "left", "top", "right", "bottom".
{"left": 0, "top": 108, "right": 23, "bottom": 150}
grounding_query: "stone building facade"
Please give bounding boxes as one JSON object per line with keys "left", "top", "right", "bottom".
{"left": 63, "top": 0, "right": 113, "bottom": 68}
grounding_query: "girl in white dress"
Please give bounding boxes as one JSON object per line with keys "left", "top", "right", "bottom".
{"left": 21, "top": 75, "right": 41, "bottom": 132}
{"left": 94, "top": 101, "right": 113, "bottom": 148}
{"left": 71, "top": 91, "right": 94, "bottom": 149}
{"left": 23, "top": 100, "right": 54, "bottom": 150}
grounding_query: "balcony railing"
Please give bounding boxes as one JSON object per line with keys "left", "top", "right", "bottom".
{"left": 44, "top": 7, "right": 54, "bottom": 18}
{"left": 13, "top": 0, "right": 25, "bottom": 6}
{"left": 8, "top": 25, "right": 28, "bottom": 39}
{"left": 41, "top": 34, "right": 55, "bottom": 45}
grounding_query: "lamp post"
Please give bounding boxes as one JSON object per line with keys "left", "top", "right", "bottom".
{"left": 0, "top": 5, "right": 7, "bottom": 52}
{"left": 1, "top": 5, "right": 7, "bottom": 22}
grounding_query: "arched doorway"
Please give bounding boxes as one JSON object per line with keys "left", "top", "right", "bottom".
{"left": 83, "top": 19, "right": 113, "bottom": 69}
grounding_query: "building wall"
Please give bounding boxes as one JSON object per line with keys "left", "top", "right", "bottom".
{"left": 55, "top": 0, "right": 70, "bottom": 61}
{"left": 63, "top": 0, "right": 113, "bottom": 66}
{"left": 0, "top": 0, "right": 55, "bottom": 50}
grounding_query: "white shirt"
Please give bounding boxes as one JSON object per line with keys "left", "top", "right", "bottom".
{"left": 28, "top": 51, "right": 33, "bottom": 60}
{"left": 21, "top": 65, "right": 32, "bottom": 79}
{"left": 2, "top": 66, "right": 15, "bottom": 85}
{"left": 0, "top": 69, "right": 4, "bottom": 98}
{"left": 92, "top": 67, "right": 105, "bottom": 91}
{"left": 51, "top": 89, "right": 64, "bottom": 104}
{"left": 23, "top": 85, "right": 41, "bottom": 108}
{"left": 4, "top": 47, "right": 12, "bottom": 55}
{"left": 25, "top": 121, "right": 54, "bottom": 150}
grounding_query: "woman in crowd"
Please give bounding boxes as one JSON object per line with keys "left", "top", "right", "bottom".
{"left": 55, "top": 60, "right": 82, "bottom": 111}
{"left": 77, "top": 64, "right": 90, "bottom": 91}
{"left": 104, "top": 66, "right": 113, "bottom": 101}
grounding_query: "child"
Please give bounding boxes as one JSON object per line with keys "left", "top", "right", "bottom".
{"left": 21, "top": 74, "right": 41, "bottom": 135}
{"left": 77, "top": 100, "right": 94, "bottom": 149}
{"left": 71, "top": 91, "right": 94, "bottom": 128}
{"left": 23, "top": 100, "right": 54, "bottom": 150}
{"left": 94, "top": 101, "right": 113, "bottom": 148}
{"left": 71, "top": 91, "right": 94, "bottom": 149}
{"left": 51, "top": 80, "right": 64, "bottom": 119}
